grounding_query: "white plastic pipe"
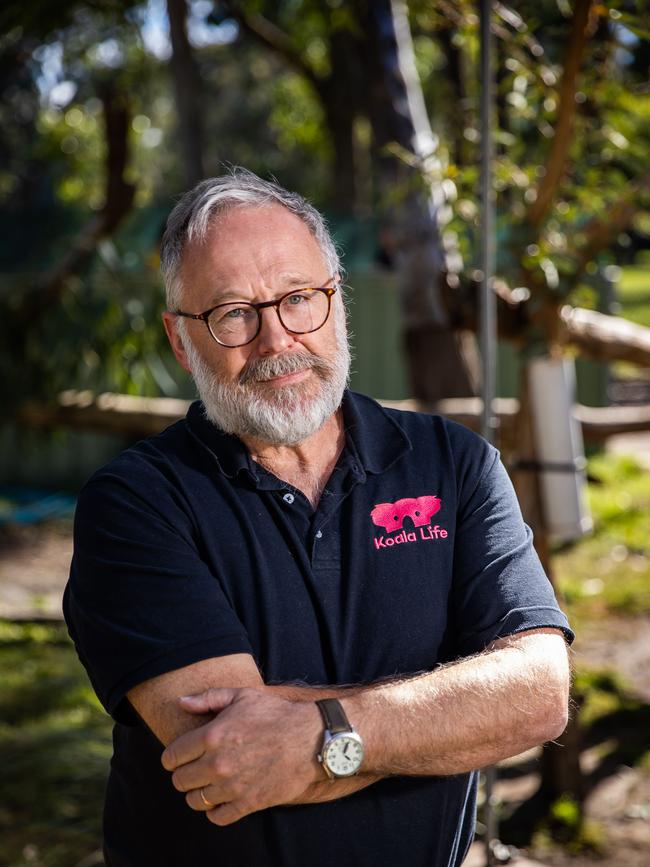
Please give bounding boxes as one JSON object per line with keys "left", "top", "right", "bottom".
{"left": 528, "top": 357, "right": 593, "bottom": 541}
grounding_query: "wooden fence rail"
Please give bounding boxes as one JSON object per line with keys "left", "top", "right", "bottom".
{"left": 16, "top": 390, "right": 650, "bottom": 450}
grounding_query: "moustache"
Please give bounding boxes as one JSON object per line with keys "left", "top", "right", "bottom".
{"left": 239, "top": 352, "right": 333, "bottom": 386}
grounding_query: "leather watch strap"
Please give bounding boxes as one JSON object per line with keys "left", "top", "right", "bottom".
{"left": 316, "top": 698, "right": 351, "bottom": 733}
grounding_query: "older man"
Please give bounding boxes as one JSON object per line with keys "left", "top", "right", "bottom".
{"left": 64, "top": 168, "right": 573, "bottom": 867}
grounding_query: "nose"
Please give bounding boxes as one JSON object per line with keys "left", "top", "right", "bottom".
{"left": 255, "top": 305, "right": 295, "bottom": 355}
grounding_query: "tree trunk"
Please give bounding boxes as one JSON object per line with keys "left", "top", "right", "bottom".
{"left": 166, "top": 0, "right": 205, "bottom": 187}
{"left": 437, "top": 23, "right": 469, "bottom": 167}
{"left": 359, "top": 0, "right": 478, "bottom": 401}
{"left": 318, "top": 29, "right": 361, "bottom": 214}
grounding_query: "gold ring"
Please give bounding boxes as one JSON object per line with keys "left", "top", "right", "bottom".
{"left": 200, "top": 787, "right": 215, "bottom": 809}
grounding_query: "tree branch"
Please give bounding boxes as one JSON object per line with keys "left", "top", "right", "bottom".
{"left": 527, "top": 0, "right": 594, "bottom": 228}
{"left": 451, "top": 275, "right": 650, "bottom": 369}
{"left": 572, "top": 171, "right": 650, "bottom": 275}
{"left": 34, "top": 80, "right": 136, "bottom": 314}
{"left": 222, "top": 1, "right": 322, "bottom": 89}
{"left": 561, "top": 306, "right": 650, "bottom": 367}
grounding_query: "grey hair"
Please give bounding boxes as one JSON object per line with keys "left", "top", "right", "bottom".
{"left": 160, "top": 166, "right": 342, "bottom": 310}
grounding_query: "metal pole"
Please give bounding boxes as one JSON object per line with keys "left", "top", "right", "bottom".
{"left": 480, "top": 0, "right": 497, "bottom": 446}
{"left": 480, "top": 1, "right": 499, "bottom": 864}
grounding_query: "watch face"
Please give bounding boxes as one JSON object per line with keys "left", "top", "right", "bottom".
{"left": 323, "top": 733, "right": 364, "bottom": 777}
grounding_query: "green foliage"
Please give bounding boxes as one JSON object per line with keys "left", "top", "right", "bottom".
{"left": 438, "top": 2, "right": 650, "bottom": 307}
{"left": 533, "top": 794, "right": 605, "bottom": 854}
{"left": 550, "top": 793, "right": 581, "bottom": 829}
{"left": 0, "top": 246, "right": 179, "bottom": 409}
{"left": 1, "top": 0, "right": 650, "bottom": 406}
{"left": 617, "top": 264, "right": 650, "bottom": 329}
{"left": 198, "top": 38, "right": 331, "bottom": 203}
{"left": 573, "top": 666, "right": 640, "bottom": 727}
{"left": 0, "top": 1, "right": 341, "bottom": 407}
{"left": 554, "top": 453, "right": 650, "bottom": 619}
{"left": 0, "top": 621, "right": 112, "bottom": 867}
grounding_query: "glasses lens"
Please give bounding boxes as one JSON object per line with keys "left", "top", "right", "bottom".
{"left": 208, "top": 304, "right": 259, "bottom": 347}
{"left": 279, "top": 290, "right": 330, "bottom": 334}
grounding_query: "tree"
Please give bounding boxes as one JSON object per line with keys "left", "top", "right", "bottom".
{"left": 356, "top": 0, "right": 479, "bottom": 401}
{"left": 213, "top": 0, "right": 365, "bottom": 213}
{"left": 211, "top": 0, "right": 480, "bottom": 400}
{"left": 167, "top": 0, "right": 206, "bottom": 186}
{"left": 0, "top": 1, "right": 155, "bottom": 409}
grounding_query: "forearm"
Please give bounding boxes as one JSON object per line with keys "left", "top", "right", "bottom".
{"left": 266, "top": 683, "right": 363, "bottom": 702}
{"left": 339, "top": 632, "right": 570, "bottom": 777}
{"left": 265, "top": 683, "right": 381, "bottom": 802}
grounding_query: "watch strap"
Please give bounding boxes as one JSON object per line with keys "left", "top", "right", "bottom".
{"left": 316, "top": 698, "right": 351, "bottom": 734}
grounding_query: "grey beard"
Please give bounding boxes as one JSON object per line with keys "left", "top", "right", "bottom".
{"left": 178, "top": 319, "right": 351, "bottom": 446}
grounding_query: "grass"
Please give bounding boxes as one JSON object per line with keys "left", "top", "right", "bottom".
{"left": 0, "top": 622, "right": 111, "bottom": 867}
{"left": 611, "top": 263, "right": 650, "bottom": 381}
{"left": 557, "top": 264, "right": 650, "bottom": 619}
{"left": 553, "top": 453, "right": 650, "bottom": 621}
{"left": 617, "top": 263, "right": 650, "bottom": 329}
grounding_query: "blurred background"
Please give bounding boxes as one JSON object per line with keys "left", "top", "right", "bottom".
{"left": 0, "top": 1, "right": 649, "bottom": 865}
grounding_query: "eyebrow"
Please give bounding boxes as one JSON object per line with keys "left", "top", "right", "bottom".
{"left": 206, "top": 275, "right": 329, "bottom": 307}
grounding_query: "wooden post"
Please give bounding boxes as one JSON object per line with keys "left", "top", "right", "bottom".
{"left": 510, "top": 365, "right": 583, "bottom": 804}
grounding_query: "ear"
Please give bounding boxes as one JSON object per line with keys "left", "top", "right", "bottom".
{"left": 162, "top": 312, "right": 192, "bottom": 374}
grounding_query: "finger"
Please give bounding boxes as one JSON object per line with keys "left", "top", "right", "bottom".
{"left": 162, "top": 717, "right": 220, "bottom": 771}
{"left": 171, "top": 757, "right": 218, "bottom": 793}
{"left": 163, "top": 689, "right": 238, "bottom": 770}
{"left": 206, "top": 800, "right": 251, "bottom": 827}
{"left": 185, "top": 786, "right": 228, "bottom": 812}
{"left": 178, "top": 688, "right": 237, "bottom": 715}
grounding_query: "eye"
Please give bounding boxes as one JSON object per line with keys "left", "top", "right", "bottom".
{"left": 286, "top": 292, "right": 310, "bottom": 305}
{"left": 216, "top": 306, "right": 253, "bottom": 323}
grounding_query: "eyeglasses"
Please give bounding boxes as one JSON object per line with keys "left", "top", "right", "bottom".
{"left": 171, "top": 282, "right": 338, "bottom": 348}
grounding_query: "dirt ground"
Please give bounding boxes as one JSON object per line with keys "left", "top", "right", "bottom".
{"left": 0, "top": 520, "right": 73, "bottom": 620}
{"left": 1, "top": 520, "right": 649, "bottom": 867}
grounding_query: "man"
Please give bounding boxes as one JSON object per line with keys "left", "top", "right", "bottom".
{"left": 64, "top": 168, "right": 573, "bottom": 867}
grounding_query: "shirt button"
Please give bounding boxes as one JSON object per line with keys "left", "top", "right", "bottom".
{"left": 315, "top": 530, "right": 323, "bottom": 539}
{"left": 283, "top": 493, "right": 295, "bottom": 504}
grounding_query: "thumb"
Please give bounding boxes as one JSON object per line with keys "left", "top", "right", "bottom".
{"left": 178, "top": 687, "right": 237, "bottom": 715}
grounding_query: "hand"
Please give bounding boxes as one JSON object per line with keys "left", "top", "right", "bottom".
{"left": 161, "top": 687, "right": 323, "bottom": 826}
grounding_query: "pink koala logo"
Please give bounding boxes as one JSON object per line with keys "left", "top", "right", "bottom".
{"left": 370, "top": 495, "right": 441, "bottom": 533}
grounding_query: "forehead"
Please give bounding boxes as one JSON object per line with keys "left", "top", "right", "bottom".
{"left": 179, "top": 204, "right": 328, "bottom": 301}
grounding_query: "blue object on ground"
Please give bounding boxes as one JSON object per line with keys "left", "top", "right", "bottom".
{"left": 0, "top": 487, "right": 77, "bottom": 525}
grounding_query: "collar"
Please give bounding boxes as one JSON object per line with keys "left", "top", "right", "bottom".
{"left": 341, "top": 390, "right": 412, "bottom": 477}
{"left": 185, "top": 401, "right": 257, "bottom": 480}
{"left": 184, "top": 390, "right": 412, "bottom": 482}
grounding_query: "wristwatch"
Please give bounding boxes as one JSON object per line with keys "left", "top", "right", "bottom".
{"left": 316, "top": 698, "right": 364, "bottom": 778}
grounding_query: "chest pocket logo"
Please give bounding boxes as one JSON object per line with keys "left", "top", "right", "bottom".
{"left": 370, "top": 495, "right": 447, "bottom": 550}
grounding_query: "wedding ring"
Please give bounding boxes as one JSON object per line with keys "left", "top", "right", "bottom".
{"left": 200, "top": 787, "right": 215, "bottom": 809}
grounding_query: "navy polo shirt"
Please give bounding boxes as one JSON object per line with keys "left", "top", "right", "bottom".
{"left": 64, "top": 390, "right": 573, "bottom": 867}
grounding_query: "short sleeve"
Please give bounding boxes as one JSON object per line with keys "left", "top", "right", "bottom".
{"left": 450, "top": 440, "right": 574, "bottom": 657}
{"left": 63, "top": 464, "right": 253, "bottom": 725}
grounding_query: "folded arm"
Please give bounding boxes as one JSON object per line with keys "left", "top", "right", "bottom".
{"left": 126, "top": 653, "right": 378, "bottom": 808}
{"left": 343, "top": 627, "right": 570, "bottom": 777}
{"left": 128, "top": 628, "right": 570, "bottom": 825}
